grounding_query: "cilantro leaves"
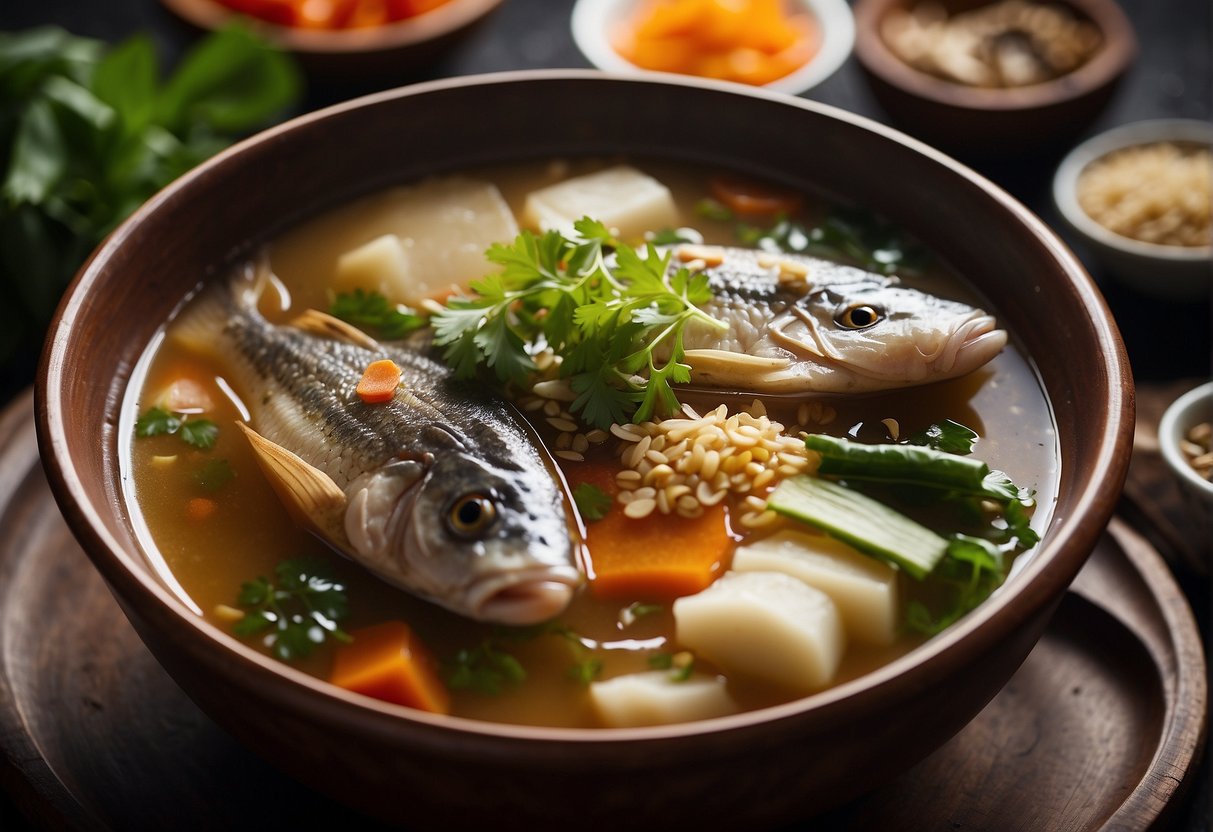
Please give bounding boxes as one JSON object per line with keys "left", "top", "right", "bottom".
{"left": 572, "top": 482, "right": 612, "bottom": 522}
{"left": 136, "top": 406, "right": 219, "bottom": 449}
{"left": 432, "top": 219, "right": 727, "bottom": 429}
{"left": 231, "top": 557, "right": 351, "bottom": 662}
{"left": 329, "top": 289, "right": 425, "bottom": 339}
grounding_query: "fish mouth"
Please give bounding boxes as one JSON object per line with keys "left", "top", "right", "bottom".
{"left": 467, "top": 566, "right": 582, "bottom": 625}
{"left": 933, "top": 314, "right": 1007, "bottom": 375}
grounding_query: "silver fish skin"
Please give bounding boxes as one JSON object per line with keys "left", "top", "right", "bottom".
{"left": 671, "top": 245, "right": 1007, "bottom": 393}
{"left": 178, "top": 271, "right": 581, "bottom": 625}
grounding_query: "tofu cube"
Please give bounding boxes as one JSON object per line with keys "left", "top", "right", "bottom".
{"left": 334, "top": 176, "right": 519, "bottom": 305}
{"left": 733, "top": 530, "right": 901, "bottom": 647}
{"left": 589, "top": 671, "right": 738, "bottom": 728}
{"left": 673, "top": 571, "right": 844, "bottom": 693}
{"left": 523, "top": 165, "right": 679, "bottom": 242}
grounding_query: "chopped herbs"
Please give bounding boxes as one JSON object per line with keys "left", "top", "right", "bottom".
{"left": 432, "top": 218, "right": 728, "bottom": 429}
{"left": 572, "top": 482, "right": 612, "bottom": 522}
{"left": 907, "top": 419, "right": 978, "bottom": 454}
{"left": 136, "top": 406, "right": 220, "bottom": 449}
{"left": 445, "top": 639, "right": 527, "bottom": 695}
{"left": 329, "top": 289, "right": 425, "bottom": 339}
{"left": 647, "top": 651, "right": 695, "bottom": 682}
{"left": 231, "top": 557, "right": 351, "bottom": 662}
{"left": 193, "top": 458, "right": 235, "bottom": 492}
{"left": 618, "top": 601, "right": 662, "bottom": 628}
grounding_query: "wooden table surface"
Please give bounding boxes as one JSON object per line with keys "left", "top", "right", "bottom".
{"left": 1, "top": 1, "right": 1209, "bottom": 829}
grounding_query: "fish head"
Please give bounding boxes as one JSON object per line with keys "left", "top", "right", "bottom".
{"left": 792, "top": 278, "right": 1007, "bottom": 389}
{"left": 343, "top": 450, "right": 580, "bottom": 626}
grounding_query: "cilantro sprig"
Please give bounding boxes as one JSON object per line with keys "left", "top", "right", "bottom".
{"left": 329, "top": 289, "right": 425, "bottom": 339}
{"left": 432, "top": 218, "right": 728, "bottom": 429}
{"left": 231, "top": 557, "right": 352, "bottom": 661}
{"left": 572, "top": 482, "right": 612, "bottom": 522}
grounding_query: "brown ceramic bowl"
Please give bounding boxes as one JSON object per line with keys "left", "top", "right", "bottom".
{"left": 37, "top": 71, "right": 1133, "bottom": 829}
{"left": 852, "top": 0, "right": 1137, "bottom": 156}
{"left": 160, "top": 0, "right": 503, "bottom": 79}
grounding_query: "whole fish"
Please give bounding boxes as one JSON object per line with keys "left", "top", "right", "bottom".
{"left": 671, "top": 245, "right": 1007, "bottom": 393}
{"left": 174, "top": 264, "right": 581, "bottom": 625}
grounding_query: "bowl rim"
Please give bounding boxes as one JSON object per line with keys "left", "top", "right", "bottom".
{"left": 37, "top": 68, "right": 1133, "bottom": 746}
{"left": 158, "top": 0, "right": 504, "bottom": 54}
{"left": 569, "top": 0, "right": 856, "bottom": 95}
{"left": 1158, "top": 381, "right": 1213, "bottom": 499}
{"left": 851, "top": 0, "right": 1137, "bottom": 112}
{"left": 1052, "top": 118, "right": 1213, "bottom": 262}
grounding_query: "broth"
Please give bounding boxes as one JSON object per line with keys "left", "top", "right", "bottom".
{"left": 123, "top": 159, "right": 1058, "bottom": 728}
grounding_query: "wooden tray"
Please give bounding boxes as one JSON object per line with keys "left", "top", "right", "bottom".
{"left": 0, "top": 389, "right": 1205, "bottom": 830}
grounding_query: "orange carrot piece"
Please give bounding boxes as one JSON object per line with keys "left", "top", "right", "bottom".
{"left": 709, "top": 174, "right": 804, "bottom": 218}
{"left": 571, "top": 462, "right": 733, "bottom": 599}
{"left": 330, "top": 621, "right": 451, "bottom": 714}
{"left": 186, "top": 497, "right": 218, "bottom": 521}
{"left": 356, "top": 359, "right": 401, "bottom": 403}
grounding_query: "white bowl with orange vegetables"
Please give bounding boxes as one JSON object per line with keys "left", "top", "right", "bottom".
{"left": 572, "top": 0, "right": 855, "bottom": 94}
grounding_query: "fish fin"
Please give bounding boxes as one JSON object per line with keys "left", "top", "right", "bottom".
{"left": 235, "top": 421, "right": 349, "bottom": 546}
{"left": 289, "top": 309, "right": 381, "bottom": 351}
{"left": 684, "top": 349, "right": 795, "bottom": 389}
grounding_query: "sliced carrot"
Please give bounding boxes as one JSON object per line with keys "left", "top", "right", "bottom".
{"left": 356, "top": 359, "right": 401, "bottom": 404}
{"left": 570, "top": 461, "right": 734, "bottom": 600}
{"left": 330, "top": 621, "right": 451, "bottom": 714}
{"left": 709, "top": 174, "right": 804, "bottom": 218}
{"left": 186, "top": 497, "right": 218, "bottom": 521}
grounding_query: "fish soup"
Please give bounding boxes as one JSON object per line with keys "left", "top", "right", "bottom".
{"left": 123, "top": 159, "right": 1058, "bottom": 729}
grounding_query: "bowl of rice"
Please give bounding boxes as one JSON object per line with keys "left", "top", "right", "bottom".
{"left": 1053, "top": 119, "right": 1213, "bottom": 300}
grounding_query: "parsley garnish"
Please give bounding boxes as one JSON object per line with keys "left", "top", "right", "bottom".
{"left": 445, "top": 639, "right": 527, "bottom": 695}
{"left": 231, "top": 557, "right": 351, "bottom": 662}
{"left": 907, "top": 419, "right": 978, "bottom": 455}
{"left": 329, "top": 289, "right": 425, "bottom": 339}
{"left": 572, "top": 482, "right": 612, "bottom": 522}
{"left": 431, "top": 219, "right": 728, "bottom": 429}
{"left": 136, "top": 406, "right": 219, "bottom": 449}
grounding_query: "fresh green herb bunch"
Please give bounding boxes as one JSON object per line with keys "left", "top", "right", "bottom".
{"left": 0, "top": 25, "right": 300, "bottom": 368}
{"left": 432, "top": 218, "right": 728, "bottom": 430}
{"left": 232, "top": 557, "right": 351, "bottom": 661}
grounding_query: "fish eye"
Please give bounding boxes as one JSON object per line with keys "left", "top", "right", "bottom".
{"left": 448, "top": 494, "right": 497, "bottom": 537}
{"left": 835, "top": 304, "right": 883, "bottom": 330}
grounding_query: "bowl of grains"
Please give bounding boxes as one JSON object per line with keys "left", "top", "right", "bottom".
{"left": 1053, "top": 119, "right": 1213, "bottom": 300}
{"left": 852, "top": 0, "right": 1136, "bottom": 155}
{"left": 1159, "top": 381, "right": 1213, "bottom": 520}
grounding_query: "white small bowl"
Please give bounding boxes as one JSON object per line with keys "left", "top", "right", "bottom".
{"left": 1053, "top": 119, "right": 1213, "bottom": 300}
{"left": 571, "top": 0, "right": 855, "bottom": 96}
{"left": 1159, "top": 381, "right": 1213, "bottom": 515}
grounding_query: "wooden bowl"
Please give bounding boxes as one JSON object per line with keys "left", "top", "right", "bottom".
{"left": 160, "top": 0, "right": 503, "bottom": 79}
{"left": 852, "top": 0, "right": 1138, "bottom": 156}
{"left": 36, "top": 71, "right": 1133, "bottom": 829}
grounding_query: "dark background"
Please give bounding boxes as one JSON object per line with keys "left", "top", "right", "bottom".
{"left": 0, "top": 0, "right": 1209, "bottom": 829}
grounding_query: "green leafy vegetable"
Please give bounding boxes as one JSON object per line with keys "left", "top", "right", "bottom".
{"left": 135, "top": 406, "right": 181, "bottom": 437}
{"left": 907, "top": 419, "right": 978, "bottom": 454}
{"left": 907, "top": 536, "right": 1007, "bottom": 635}
{"left": 0, "top": 25, "right": 301, "bottom": 370}
{"left": 619, "top": 601, "right": 662, "bottom": 627}
{"left": 231, "top": 557, "right": 351, "bottom": 661}
{"left": 179, "top": 418, "right": 219, "bottom": 449}
{"left": 329, "top": 289, "right": 425, "bottom": 339}
{"left": 431, "top": 218, "right": 728, "bottom": 429}
{"left": 445, "top": 639, "right": 527, "bottom": 695}
{"left": 647, "top": 651, "right": 695, "bottom": 682}
{"left": 549, "top": 626, "right": 603, "bottom": 686}
{"left": 572, "top": 482, "right": 612, "bottom": 522}
{"left": 135, "top": 406, "right": 220, "bottom": 449}
{"left": 193, "top": 458, "right": 235, "bottom": 493}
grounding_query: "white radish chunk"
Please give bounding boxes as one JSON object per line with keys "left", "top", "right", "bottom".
{"left": 523, "top": 165, "right": 678, "bottom": 241}
{"left": 673, "top": 571, "right": 844, "bottom": 693}
{"left": 334, "top": 177, "right": 518, "bottom": 305}
{"left": 733, "top": 530, "right": 900, "bottom": 647}
{"left": 589, "top": 671, "right": 738, "bottom": 728}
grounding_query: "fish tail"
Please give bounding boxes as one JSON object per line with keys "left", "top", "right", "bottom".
{"left": 167, "top": 255, "right": 271, "bottom": 358}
